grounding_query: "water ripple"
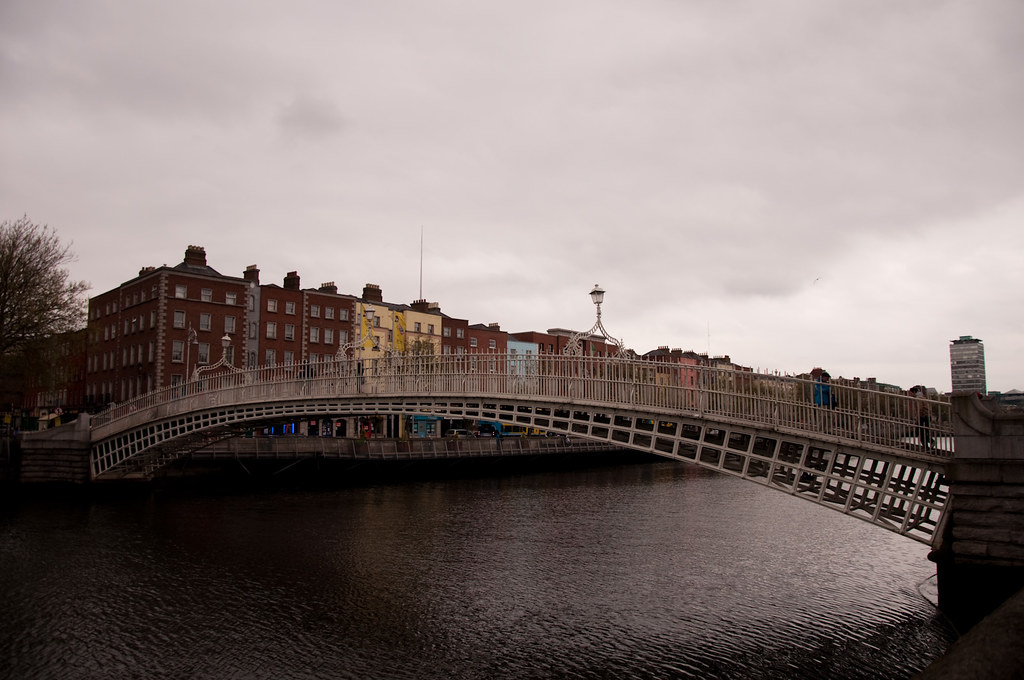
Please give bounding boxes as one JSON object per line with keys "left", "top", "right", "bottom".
{"left": 1, "top": 463, "right": 954, "bottom": 679}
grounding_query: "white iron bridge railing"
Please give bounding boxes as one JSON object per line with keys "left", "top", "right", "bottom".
{"left": 91, "top": 352, "right": 953, "bottom": 461}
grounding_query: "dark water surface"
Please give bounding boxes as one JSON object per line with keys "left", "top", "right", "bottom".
{"left": 1, "top": 461, "right": 955, "bottom": 679}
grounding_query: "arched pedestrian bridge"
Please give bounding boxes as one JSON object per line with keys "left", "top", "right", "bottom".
{"left": 89, "top": 353, "right": 952, "bottom": 544}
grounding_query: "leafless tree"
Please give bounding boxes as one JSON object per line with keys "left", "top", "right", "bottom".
{"left": 0, "top": 216, "right": 89, "bottom": 359}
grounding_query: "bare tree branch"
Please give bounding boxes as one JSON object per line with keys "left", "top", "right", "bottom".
{"left": 0, "top": 216, "right": 89, "bottom": 358}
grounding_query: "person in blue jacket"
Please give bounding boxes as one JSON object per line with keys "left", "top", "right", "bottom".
{"left": 813, "top": 371, "right": 836, "bottom": 408}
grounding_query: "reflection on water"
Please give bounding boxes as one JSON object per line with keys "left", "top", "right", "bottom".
{"left": 1, "top": 461, "right": 954, "bottom": 679}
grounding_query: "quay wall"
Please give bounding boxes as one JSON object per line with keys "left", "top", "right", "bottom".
{"left": 16, "top": 415, "right": 91, "bottom": 485}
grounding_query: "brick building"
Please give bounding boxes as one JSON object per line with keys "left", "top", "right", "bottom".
{"left": 84, "top": 246, "right": 362, "bottom": 408}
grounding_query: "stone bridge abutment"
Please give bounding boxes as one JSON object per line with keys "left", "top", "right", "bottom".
{"left": 931, "top": 393, "right": 1024, "bottom": 630}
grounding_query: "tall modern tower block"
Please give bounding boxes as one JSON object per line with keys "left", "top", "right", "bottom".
{"left": 949, "top": 335, "right": 986, "bottom": 393}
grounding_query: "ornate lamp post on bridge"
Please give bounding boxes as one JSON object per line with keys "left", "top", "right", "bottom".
{"left": 335, "top": 304, "right": 380, "bottom": 366}
{"left": 191, "top": 334, "right": 246, "bottom": 383}
{"left": 563, "top": 284, "right": 627, "bottom": 357}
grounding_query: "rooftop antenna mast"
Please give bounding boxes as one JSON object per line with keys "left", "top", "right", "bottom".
{"left": 419, "top": 226, "right": 424, "bottom": 300}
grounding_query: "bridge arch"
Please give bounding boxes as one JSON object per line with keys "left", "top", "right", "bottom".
{"left": 87, "top": 352, "right": 951, "bottom": 544}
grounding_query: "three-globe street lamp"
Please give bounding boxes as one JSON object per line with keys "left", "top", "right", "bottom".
{"left": 563, "top": 284, "right": 627, "bottom": 357}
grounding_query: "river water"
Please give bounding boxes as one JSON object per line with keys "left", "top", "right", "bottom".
{"left": 1, "top": 458, "right": 955, "bottom": 679}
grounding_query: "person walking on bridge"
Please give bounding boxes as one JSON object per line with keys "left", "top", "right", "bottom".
{"left": 813, "top": 371, "right": 837, "bottom": 430}
{"left": 909, "top": 386, "right": 933, "bottom": 450}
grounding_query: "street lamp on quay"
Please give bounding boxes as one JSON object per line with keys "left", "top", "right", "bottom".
{"left": 563, "top": 284, "right": 627, "bottom": 357}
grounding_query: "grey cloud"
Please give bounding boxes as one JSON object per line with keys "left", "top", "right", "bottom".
{"left": 277, "top": 96, "right": 347, "bottom": 140}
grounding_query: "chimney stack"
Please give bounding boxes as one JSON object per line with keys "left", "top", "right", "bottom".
{"left": 243, "top": 265, "right": 260, "bottom": 284}
{"left": 362, "top": 283, "right": 383, "bottom": 303}
{"left": 283, "top": 271, "right": 300, "bottom": 290}
{"left": 319, "top": 281, "right": 338, "bottom": 295}
{"left": 184, "top": 245, "right": 207, "bottom": 268}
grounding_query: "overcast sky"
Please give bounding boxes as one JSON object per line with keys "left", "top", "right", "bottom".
{"left": 2, "top": 0, "right": 1022, "bottom": 392}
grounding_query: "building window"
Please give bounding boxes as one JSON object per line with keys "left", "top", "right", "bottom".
{"left": 173, "top": 310, "right": 185, "bottom": 329}
{"left": 265, "top": 349, "right": 276, "bottom": 365}
{"left": 267, "top": 322, "right": 277, "bottom": 339}
{"left": 310, "top": 327, "right": 320, "bottom": 343}
{"left": 226, "top": 292, "right": 237, "bottom": 305}
{"left": 325, "top": 307, "right": 334, "bottom": 320}
{"left": 199, "top": 313, "right": 211, "bottom": 331}
{"left": 311, "top": 305, "right": 320, "bottom": 318}
{"left": 324, "top": 329, "right": 334, "bottom": 344}
{"left": 197, "top": 342, "right": 210, "bottom": 365}
{"left": 470, "top": 338, "right": 478, "bottom": 348}
{"left": 310, "top": 353, "right": 319, "bottom": 363}
{"left": 172, "top": 340, "right": 184, "bottom": 362}
{"left": 285, "top": 301, "right": 296, "bottom": 315}
{"left": 284, "top": 324, "right": 295, "bottom": 341}
{"left": 456, "top": 328, "right": 465, "bottom": 339}
{"left": 443, "top": 327, "right": 451, "bottom": 338}
{"left": 225, "top": 316, "right": 236, "bottom": 334}
{"left": 338, "top": 309, "right": 348, "bottom": 321}
{"left": 428, "top": 324, "right": 435, "bottom": 335}
{"left": 414, "top": 322, "right": 422, "bottom": 333}
{"left": 148, "top": 341, "right": 155, "bottom": 362}
{"left": 267, "top": 299, "right": 278, "bottom": 313}
{"left": 201, "top": 288, "right": 212, "bottom": 302}
{"left": 175, "top": 284, "right": 187, "bottom": 299}
{"left": 338, "top": 330, "right": 348, "bottom": 345}
{"left": 284, "top": 351, "right": 294, "bottom": 365}
{"left": 150, "top": 310, "right": 156, "bottom": 328}
{"left": 489, "top": 339, "right": 496, "bottom": 350}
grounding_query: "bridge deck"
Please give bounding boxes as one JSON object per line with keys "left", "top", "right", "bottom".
{"left": 83, "top": 353, "right": 952, "bottom": 543}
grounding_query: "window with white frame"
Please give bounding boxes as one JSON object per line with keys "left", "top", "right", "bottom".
{"left": 325, "top": 307, "right": 334, "bottom": 320}
{"left": 284, "top": 351, "right": 294, "bottom": 364}
{"left": 285, "top": 301, "right": 295, "bottom": 315}
{"left": 224, "top": 316, "right": 236, "bottom": 334}
{"left": 324, "top": 329, "right": 334, "bottom": 344}
{"left": 199, "top": 313, "right": 211, "bottom": 331}
{"left": 488, "top": 339, "right": 496, "bottom": 350}
{"left": 173, "top": 310, "right": 185, "bottom": 329}
{"left": 265, "top": 349, "right": 276, "bottom": 365}
{"left": 470, "top": 338, "right": 478, "bottom": 348}
{"left": 284, "top": 324, "right": 295, "bottom": 341}
{"left": 175, "top": 284, "right": 187, "bottom": 299}
{"left": 311, "top": 305, "right": 320, "bottom": 318}
{"left": 267, "top": 299, "right": 278, "bottom": 312}
{"left": 226, "top": 292, "right": 237, "bottom": 305}
{"left": 172, "top": 340, "right": 184, "bottom": 362}
{"left": 197, "top": 342, "right": 210, "bottom": 364}
{"left": 266, "top": 322, "right": 277, "bottom": 339}
{"left": 456, "top": 328, "right": 464, "bottom": 339}
{"left": 310, "top": 327, "right": 320, "bottom": 343}
{"left": 201, "top": 288, "right": 212, "bottom": 302}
